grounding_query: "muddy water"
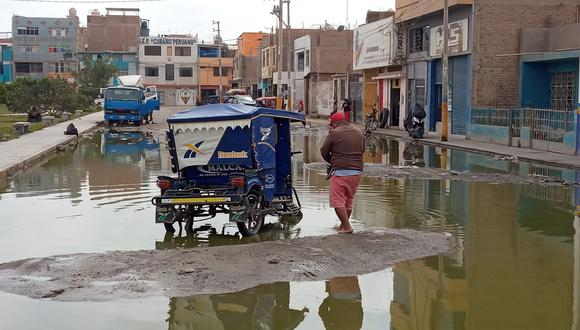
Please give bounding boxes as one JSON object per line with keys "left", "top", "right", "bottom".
{"left": 0, "top": 128, "right": 578, "bottom": 329}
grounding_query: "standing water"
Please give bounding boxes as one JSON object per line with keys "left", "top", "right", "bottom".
{"left": 0, "top": 127, "right": 577, "bottom": 329}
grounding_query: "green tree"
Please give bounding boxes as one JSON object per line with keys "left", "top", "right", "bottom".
{"left": 0, "top": 84, "right": 7, "bottom": 104}
{"left": 78, "top": 56, "right": 118, "bottom": 102}
{"left": 5, "top": 78, "right": 78, "bottom": 119}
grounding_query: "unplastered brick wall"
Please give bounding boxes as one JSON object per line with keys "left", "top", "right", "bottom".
{"left": 472, "top": 0, "right": 577, "bottom": 108}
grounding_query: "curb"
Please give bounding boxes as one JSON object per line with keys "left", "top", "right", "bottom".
{"left": 0, "top": 114, "right": 104, "bottom": 182}
{"left": 306, "top": 118, "right": 580, "bottom": 170}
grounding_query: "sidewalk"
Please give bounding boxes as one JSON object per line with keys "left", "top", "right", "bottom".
{"left": 0, "top": 111, "right": 103, "bottom": 180}
{"left": 307, "top": 118, "right": 580, "bottom": 169}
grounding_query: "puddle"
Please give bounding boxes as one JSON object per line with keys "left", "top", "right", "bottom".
{"left": 0, "top": 128, "right": 578, "bottom": 329}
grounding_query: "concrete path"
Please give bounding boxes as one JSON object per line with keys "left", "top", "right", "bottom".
{"left": 308, "top": 118, "right": 580, "bottom": 169}
{"left": 0, "top": 112, "right": 103, "bottom": 180}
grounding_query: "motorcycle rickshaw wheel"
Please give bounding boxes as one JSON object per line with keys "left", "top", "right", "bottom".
{"left": 237, "top": 191, "right": 265, "bottom": 236}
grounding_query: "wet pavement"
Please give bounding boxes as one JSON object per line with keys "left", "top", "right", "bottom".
{"left": 0, "top": 126, "right": 578, "bottom": 329}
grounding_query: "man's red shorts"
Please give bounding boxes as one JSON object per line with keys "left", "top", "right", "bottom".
{"left": 329, "top": 175, "right": 361, "bottom": 210}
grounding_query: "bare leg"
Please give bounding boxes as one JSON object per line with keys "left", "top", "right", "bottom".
{"left": 335, "top": 207, "right": 353, "bottom": 233}
{"left": 347, "top": 209, "right": 352, "bottom": 220}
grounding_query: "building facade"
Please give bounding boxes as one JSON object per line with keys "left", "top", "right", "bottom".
{"left": 0, "top": 41, "right": 13, "bottom": 83}
{"left": 197, "top": 43, "right": 234, "bottom": 102}
{"left": 260, "top": 29, "right": 319, "bottom": 99}
{"left": 396, "top": 0, "right": 580, "bottom": 155}
{"left": 86, "top": 8, "right": 141, "bottom": 52}
{"left": 138, "top": 35, "right": 198, "bottom": 106}
{"left": 353, "top": 13, "right": 403, "bottom": 125}
{"left": 397, "top": 2, "right": 472, "bottom": 135}
{"left": 293, "top": 29, "right": 353, "bottom": 116}
{"left": 233, "top": 32, "right": 268, "bottom": 99}
{"left": 11, "top": 9, "right": 79, "bottom": 80}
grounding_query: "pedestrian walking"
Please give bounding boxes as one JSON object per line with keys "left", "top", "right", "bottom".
{"left": 320, "top": 112, "right": 364, "bottom": 234}
{"left": 342, "top": 98, "right": 351, "bottom": 122}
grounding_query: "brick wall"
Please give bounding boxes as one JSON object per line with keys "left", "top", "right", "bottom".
{"left": 472, "top": 0, "right": 578, "bottom": 108}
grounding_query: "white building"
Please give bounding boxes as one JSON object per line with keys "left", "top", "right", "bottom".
{"left": 138, "top": 35, "right": 198, "bottom": 106}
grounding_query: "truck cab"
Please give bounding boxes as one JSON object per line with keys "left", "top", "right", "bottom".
{"left": 104, "top": 75, "right": 160, "bottom": 126}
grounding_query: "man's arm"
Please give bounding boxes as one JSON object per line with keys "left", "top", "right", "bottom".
{"left": 320, "top": 133, "right": 333, "bottom": 163}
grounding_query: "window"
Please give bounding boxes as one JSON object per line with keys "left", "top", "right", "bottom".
{"left": 165, "top": 64, "right": 174, "bottom": 81}
{"left": 19, "top": 45, "right": 39, "bottom": 53}
{"left": 48, "top": 28, "right": 69, "bottom": 37}
{"left": 50, "top": 62, "right": 71, "bottom": 73}
{"left": 17, "top": 26, "right": 39, "bottom": 35}
{"left": 167, "top": 46, "right": 173, "bottom": 57}
{"left": 48, "top": 46, "right": 69, "bottom": 53}
{"left": 266, "top": 48, "right": 270, "bottom": 66}
{"left": 297, "top": 51, "right": 305, "bottom": 72}
{"left": 145, "top": 67, "right": 159, "bottom": 76}
{"left": 15, "top": 62, "right": 43, "bottom": 74}
{"left": 305, "top": 49, "right": 310, "bottom": 67}
{"left": 144, "top": 46, "right": 161, "bottom": 56}
{"left": 175, "top": 46, "right": 191, "bottom": 56}
{"left": 213, "top": 67, "right": 227, "bottom": 76}
{"left": 180, "top": 67, "right": 193, "bottom": 77}
{"left": 409, "top": 26, "right": 429, "bottom": 53}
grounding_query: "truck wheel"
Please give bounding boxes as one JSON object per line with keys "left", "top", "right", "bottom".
{"left": 237, "top": 191, "right": 265, "bottom": 236}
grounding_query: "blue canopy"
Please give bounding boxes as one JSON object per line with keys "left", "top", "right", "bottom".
{"left": 167, "top": 104, "right": 306, "bottom": 123}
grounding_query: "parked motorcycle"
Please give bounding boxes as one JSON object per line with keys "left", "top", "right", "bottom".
{"left": 403, "top": 103, "right": 427, "bottom": 139}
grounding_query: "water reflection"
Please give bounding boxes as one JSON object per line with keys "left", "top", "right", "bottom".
{"left": 0, "top": 127, "right": 578, "bottom": 329}
{"left": 167, "top": 282, "right": 308, "bottom": 330}
{"left": 318, "top": 277, "right": 363, "bottom": 330}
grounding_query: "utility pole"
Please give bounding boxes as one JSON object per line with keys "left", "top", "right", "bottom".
{"left": 276, "top": 0, "right": 283, "bottom": 109}
{"left": 286, "top": 0, "right": 291, "bottom": 110}
{"left": 441, "top": 0, "right": 449, "bottom": 141}
{"left": 213, "top": 20, "right": 223, "bottom": 102}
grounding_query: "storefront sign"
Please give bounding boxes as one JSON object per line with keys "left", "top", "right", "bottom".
{"left": 429, "top": 19, "right": 469, "bottom": 57}
{"left": 353, "top": 17, "right": 393, "bottom": 70}
{"left": 139, "top": 37, "right": 195, "bottom": 46}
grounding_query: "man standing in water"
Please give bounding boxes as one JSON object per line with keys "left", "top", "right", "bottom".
{"left": 320, "top": 112, "right": 364, "bottom": 234}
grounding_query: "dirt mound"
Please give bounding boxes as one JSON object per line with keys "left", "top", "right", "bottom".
{"left": 0, "top": 229, "right": 450, "bottom": 302}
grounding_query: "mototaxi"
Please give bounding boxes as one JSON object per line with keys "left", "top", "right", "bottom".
{"left": 151, "top": 104, "right": 306, "bottom": 236}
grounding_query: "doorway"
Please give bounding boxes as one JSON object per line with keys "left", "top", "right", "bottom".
{"left": 390, "top": 79, "right": 401, "bottom": 127}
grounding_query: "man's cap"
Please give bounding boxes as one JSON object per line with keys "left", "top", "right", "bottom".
{"left": 330, "top": 112, "right": 345, "bottom": 123}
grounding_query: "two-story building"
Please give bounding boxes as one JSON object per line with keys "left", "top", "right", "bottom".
{"left": 138, "top": 35, "right": 198, "bottom": 106}
{"left": 353, "top": 12, "right": 402, "bottom": 125}
{"left": 233, "top": 32, "right": 268, "bottom": 99}
{"left": 11, "top": 9, "right": 80, "bottom": 81}
{"left": 79, "top": 8, "right": 144, "bottom": 78}
{"left": 396, "top": 0, "right": 580, "bottom": 155}
{"left": 260, "top": 29, "right": 319, "bottom": 99}
{"left": 293, "top": 29, "right": 353, "bottom": 117}
{"left": 197, "top": 43, "right": 234, "bottom": 102}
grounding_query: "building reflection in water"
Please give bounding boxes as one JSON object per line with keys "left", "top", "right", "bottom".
{"left": 295, "top": 131, "right": 578, "bottom": 329}
{"left": 7, "top": 130, "right": 162, "bottom": 208}
{"left": 166, "top": 282, "right": 308, "bottom": 330}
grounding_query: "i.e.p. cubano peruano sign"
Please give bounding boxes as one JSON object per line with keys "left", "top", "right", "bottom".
{"left": 139, "top": 37, "right": 195, "bottom": 45}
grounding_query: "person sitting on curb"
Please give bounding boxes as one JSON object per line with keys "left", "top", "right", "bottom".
{"left": 320, "top": 112, "right": 364, "bottom": 234}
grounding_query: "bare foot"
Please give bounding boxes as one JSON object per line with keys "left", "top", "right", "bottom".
{"left": 338, "top": 229, "right": 354, "bottom": 234}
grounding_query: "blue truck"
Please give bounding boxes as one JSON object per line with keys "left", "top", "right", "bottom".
{"left": 104, "top": 75, "right": 160, "bottom": 126}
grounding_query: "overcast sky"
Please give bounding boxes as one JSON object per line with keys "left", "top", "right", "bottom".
{"left": 2, "top": 0, "right": 395, "bottom": 42}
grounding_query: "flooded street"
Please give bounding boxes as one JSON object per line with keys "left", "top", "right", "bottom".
{"left": 0, "top": 126, "right": 578, "bottom": 329}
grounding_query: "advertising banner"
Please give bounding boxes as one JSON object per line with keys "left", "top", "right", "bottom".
{"left": 353, "top": 17, "right": 393, "bottom": 70}
{"left": 430, "top": 19, "right": 469, "bottom": 57}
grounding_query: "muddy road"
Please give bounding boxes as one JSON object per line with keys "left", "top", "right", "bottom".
{"left": 0, "top": 230, "right": 449, "bottom": 301}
